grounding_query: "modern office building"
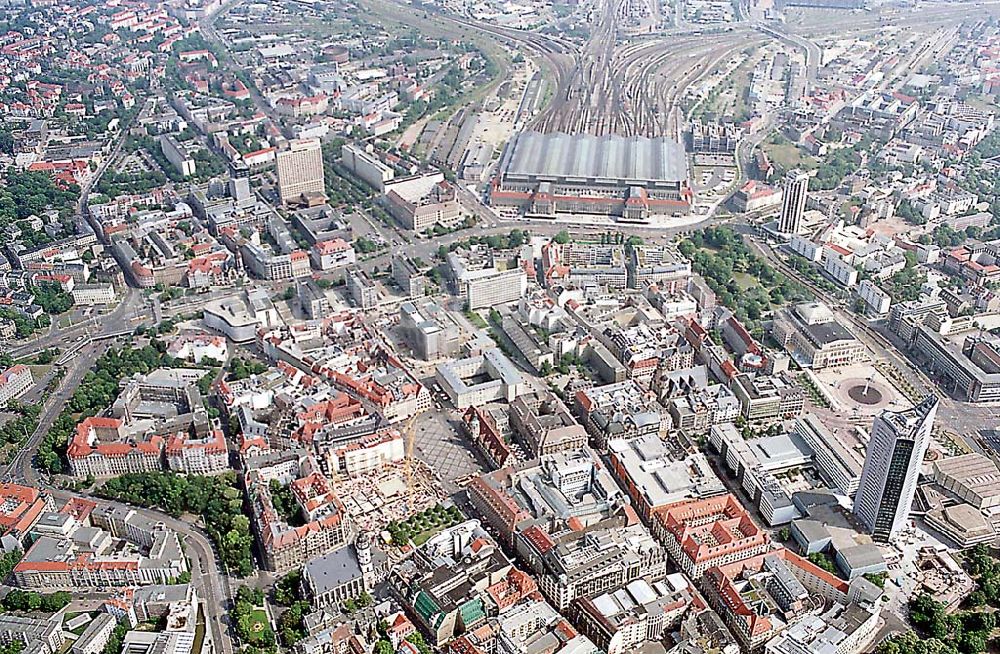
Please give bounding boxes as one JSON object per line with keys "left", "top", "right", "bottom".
{"left": 296, "top": 279, "right": 331, "bottom": 320}
{"left": 436, "top": 348, "right": 527, "bottom": 409}
{"left": 778, "top": 169, "right": 809, "bottom": 234}
{"left": 160, "top": 135, "right": 195, "bottom": 177}
{"left": 391, "top": 255, "right": 425, "bottom": 298}
{"left": 446, "top": 250, "right": 528, "bottom": 310}
{"left": 399, "top": 300, "right": 461, "bottom": 360}
{"left": 346, "top": 268, "right": 380, "bottom": 310}
{"left": 276, "top": 138, "right": 325, "bottom": 204}
{"left": 340, "top": 142, "right": 394, "bottom": 191}
{"left": 853, "top": 395, "right": 938, "bottom": 542}
{"left": 228, "top": 162, "right": 254, "bottom": 209}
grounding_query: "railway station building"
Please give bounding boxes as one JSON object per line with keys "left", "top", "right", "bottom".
{"left": 491, "top": 131, "right": 692, "bottom": 223}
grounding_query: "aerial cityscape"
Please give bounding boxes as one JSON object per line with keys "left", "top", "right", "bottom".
{"left": 0, "top": 0, "right": 999, "bottom": 653}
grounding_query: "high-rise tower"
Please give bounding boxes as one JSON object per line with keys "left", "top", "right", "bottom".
{"left": 853, "top": 395, "right": 938, "bottom": 542}
{"left": 778, "top": 168, "right": 809, "bottom": 235}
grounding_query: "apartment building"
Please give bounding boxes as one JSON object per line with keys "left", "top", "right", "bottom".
{"left": 0, "top": 614, "right": 64, "bottom": 654}
{"left": 14, "top": 512, "right": 187, "bottom": 591}
{"left": 0, "top": 483, "right": 52, "bottom": 553}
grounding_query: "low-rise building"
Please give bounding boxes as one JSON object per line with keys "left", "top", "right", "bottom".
{"left": 509, "top": 390, "right": 587, "bottom": 458}
{"left": 302, "top": 536, "right": 385, "bottom": 609}
{"left": 66, "top": 417, "right": 163, "bottom": 478}
{"left": 654, "top": 494, "right": 770, "bottom": 578}
{"left": 166, "top": 332, "right": 229, "bottom": 365}
{"left": 764, "top": 603, "right": 882, "bottom": 654}
{"left": 311, "top": 239, "right": 356, "bottom": 271}
{"left": 772, "top": 303, "right": 867, "bottom": 369}
{"left": 499, "top": 316, "right": 554, "bottom": 374}
{"left": 732, "top": 180, "right": 782, "bottom": 214}
{"left": 436, "top": 348, "right": 528, "bottom": 409}
{"left": 607, "top": 433, "right": 725, "bottom": 523}
{"left": 385, "top": 176, "right": 461, "bottom": 232}
{"left": 709, "top": 423, "right": 812, "bottom": 526}
{"left": 71, "top": 283, "right": 116, "bottom": 306}
{"left": 468, "top": 448, "right": 664, "bottom": 611}
{"left": 704, "top": 549, "right": 881, "bottom": 653}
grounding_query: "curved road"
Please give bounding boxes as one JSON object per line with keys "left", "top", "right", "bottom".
{"left": 3, "top": 316, "right": 236, "bottom": 654}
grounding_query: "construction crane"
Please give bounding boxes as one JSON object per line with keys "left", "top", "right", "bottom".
{"left": 403, "top": 413, "right": 419, "bottom": 513}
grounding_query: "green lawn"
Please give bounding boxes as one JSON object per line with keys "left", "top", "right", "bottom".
{"left": 464, "top": 310, "right": 488, "bottom": 329}
{"left": 763, "top": 141, "right": 818, "bottom": 172}
{"left": 29, "top": 364, "right": 52, "bottom": 379}
{"left": 733, "top": 272, "right": 758, "bottom": 291}
{"left": 246, "top": 609, "right": 272, "bottom": 645}
{"left": 65, "top": 612, "right": 98, "bottom": 637}
{"left": 412, "top": 529, "right": 442, "bottom": 547}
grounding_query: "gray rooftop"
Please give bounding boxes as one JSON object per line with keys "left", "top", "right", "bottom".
{"left": 304, "top": 546, "right": 365, "bottom": 596}
{"left": 503, "top": 132, "right": 687, "bottom": 184}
